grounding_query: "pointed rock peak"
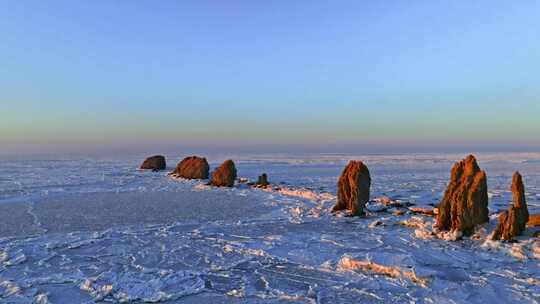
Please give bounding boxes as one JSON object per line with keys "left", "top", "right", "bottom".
{"left": 451, "top": 154, "right": 480, "bottom": 180}
{"left": 463, "top": 154, "right": 480, "bottom": 171}
{"left": 492, "top": 171, "right": 529, "bottom": 241}
{"left": 436, "top": 154, "right": 489, "bottom": 236}
{"left": 511, "top": 171, "right": 526, "bottom": 209}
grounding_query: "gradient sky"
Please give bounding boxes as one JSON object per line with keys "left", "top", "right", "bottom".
{"left": 1, "top": 1, "right": 539, "bottom": 155}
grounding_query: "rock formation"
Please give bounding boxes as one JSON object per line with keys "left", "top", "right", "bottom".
{"left": 436, "top": 155, "right": 489, "bottom": 236}
{"left": 210, "top": 160, "right": 237, "bottom": 187}
{"left": 492, "top": 172, "right": 529, "bottom": 240}
{"left": 172, "top": 156, "right": 209, "bottom": 179}
{"left": 255, "top": 173, "right": 269, "bottom": 187}
{"left": 140, "top": 155, "right": 166, "bottom": 171}
{"left": 331, "top": 161, "right": 371, "bottom": 216}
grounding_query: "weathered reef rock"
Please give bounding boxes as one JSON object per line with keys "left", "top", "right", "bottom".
{"left": 409, "top": 207, "right": 436, "bottom": 217}
{"left": 140, "top": 155, "right": 166, "bottom": 171}
{"left": 172, "top": 156, "right": 209, "bottom": 179}
{"left": 492, "top": 172, "right": 530, "bottom": 240}
{"left": 331, "top": 161, "right": 371, "bottom": 216}
{"left": 255, "top": 173, "right": 269, "bottom": 187}
{"left": 436, "top": 155, "right": 489, "bottom": 236}
{"left": 528, "top": 214, "right": 540, "bottom": 227}
{"left": 210, "top": 160, "right": 237, "bottom": 187}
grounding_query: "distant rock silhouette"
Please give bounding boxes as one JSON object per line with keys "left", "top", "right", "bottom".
{"left": 255, "top": 173, "right": 270, "bottom": 188}
{"left": 492, "top": 172, "right": 529, "bottom": 240}
{"left": 436, "top": 155, "right": 489, "bottom": 236}
{"left": 172, "top": 156, "right": 209, "bottom": 179}
{"left": 140, "top": 155, "right": 166, "bottom": 171}
{"left": 210, "top": 160, "right": 237, "bottom": 187}
{"left": 332, "top": 161, "right": 371, "bottom": 216}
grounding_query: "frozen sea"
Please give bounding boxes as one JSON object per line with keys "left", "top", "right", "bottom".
{"left": 0, "top": 152, "right": 539, "bottom": 303}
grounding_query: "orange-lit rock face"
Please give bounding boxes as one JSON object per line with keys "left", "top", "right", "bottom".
{"left": 492, "top": 172, "right": 530, "bottom": 240}
{"left": 528, "top": 214, "right": 540, "bottom": 228}
{"left": 332, "top": 161, "right": 371, "bottom": 216}
{"left": 210, "top": 160, "right": 237, "bottom": 187}
{"left": 436, "top": 155, "right": 489, "bottom": 236}
{"left": 173, "top": 156, "right": 209, "bottom": 179}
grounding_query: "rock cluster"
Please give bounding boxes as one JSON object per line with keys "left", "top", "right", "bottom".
{"left": 172, "top": 156, "right": 209, "bottom": 179}
{"left": 210, "top": 160, "right": 237, "bottom": 187}
{"left": 143, "top": 151, "right": 535, "bottom": 242}
{"left": 331, "top": 161, "right": 371, "bottom": 216}
{"left": 436, "top": 155, "right": 489, "bottom": 236}
{"left": 492, "top": 172, "right": 529, "bottom": 240}
{"left": 140, "top": 155, "right": 166, "bottom": 171}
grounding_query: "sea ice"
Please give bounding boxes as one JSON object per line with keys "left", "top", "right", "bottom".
{"left": 0, "top": 153, "right": 539, "bottom": 302}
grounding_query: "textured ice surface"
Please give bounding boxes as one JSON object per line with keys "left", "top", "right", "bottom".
{"left": 0, "top": 153, "right": 539, "bottom": 303}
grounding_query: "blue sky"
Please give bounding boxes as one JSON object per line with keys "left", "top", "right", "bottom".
{"left": 1, "top": 1, "right": 539, "bottom": 154}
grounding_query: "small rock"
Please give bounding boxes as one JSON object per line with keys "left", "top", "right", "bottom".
{"left": 409, "top": 207, "right": 436, "bottom": 216}
{"left": 369, "top": 220, "right": 383, "bottom": 228}
{"left": 140, "top": 155, "right": 166, "bottom": 171}
{"left": 374, "top": 196, "right": 412, "bottom": 208}
{"left": 379, "top": 196, "right": 392, "bottom": 205}
{"left": 365, "top": 201, "right": 387, "bottom": 212}
{"left": 255, "top": 173, "right": 270, "bottom": 188}
{"left": 238, "top": 178, "right": 249, "bottom": 184}
{"left": 392, "top": 209, "right": 406, "bottom": 216}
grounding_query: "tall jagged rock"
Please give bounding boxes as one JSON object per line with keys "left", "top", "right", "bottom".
{"left": 436, "top": 155, "right": 489, "bottom": 236}
{"left": 492, "top": 172, "right": 529, "bottom": 240}
{"left": 172, "top": 156, "right": 209, "bottom": 179}
{"left": 331, "top": 161, "right": 371, "bottom": 216}
{"left": 210, "top": 160, "right": 237, "bottom": 187}
{"left": 140, "top": 155, "right": 166, "bottom": 171}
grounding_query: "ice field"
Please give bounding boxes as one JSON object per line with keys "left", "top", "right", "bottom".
{"left": 0, "top": 153, "right": 539, "bottom": 303}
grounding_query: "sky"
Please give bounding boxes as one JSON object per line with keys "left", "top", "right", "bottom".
{"left": 1, "top": 1, "right": 539, "bottom": 155}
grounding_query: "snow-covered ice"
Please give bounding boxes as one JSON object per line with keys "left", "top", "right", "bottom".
{"left": 0, "top": 153, "right": 539, "bottom": 303}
